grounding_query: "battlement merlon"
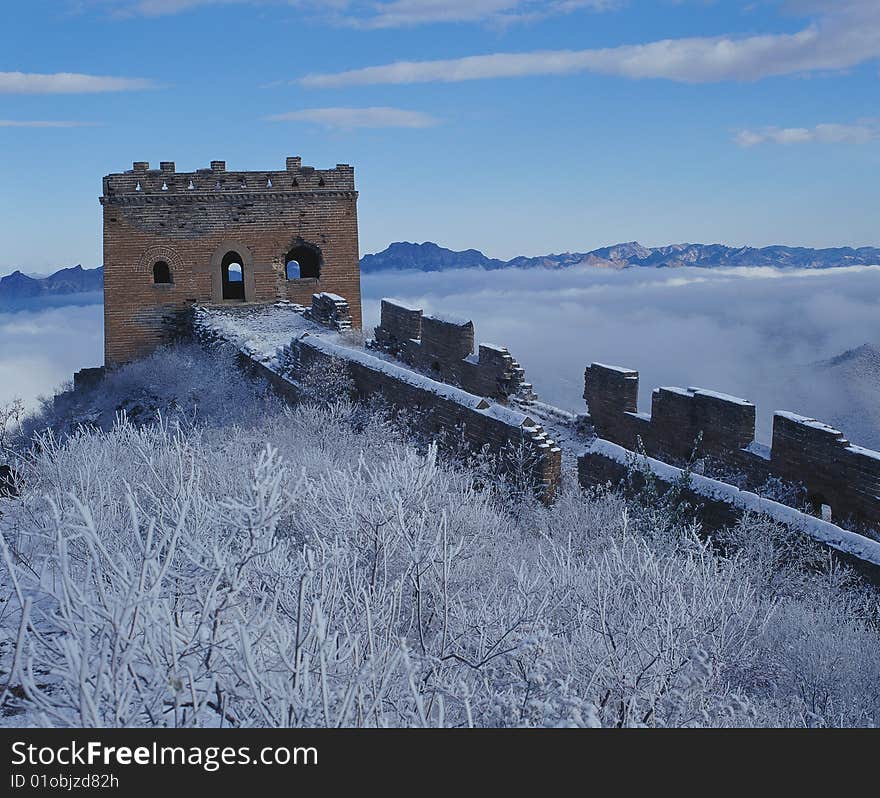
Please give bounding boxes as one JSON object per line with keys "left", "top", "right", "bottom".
{"left": 580, "top": 360, "right": 880, "bottom": 527}
{"left": 100, "top": 157, "right": 356, "bottom": 202}
{"left": 373, "top": 298, "right": 534, "bottom": 403}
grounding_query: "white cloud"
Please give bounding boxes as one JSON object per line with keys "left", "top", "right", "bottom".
{"left": 91, "top": 0, "right": 248, "bottom": 15}
{"left": 90, "top": 0, "right": 616, "bottom": 26}
{"left": 0, "top": 120, "right": 99, "bottom": 128}
{"left": 300, "top": 2, "right": 880, "bottom": 86}
{"left": 735, "top": 122, "right": 880, "bottom": 146}
{"left": 344, "top": 0, "right": 616, "bottom": 29}
{"left": 0, "top": 72, "right": 157, "bottom": 94}
{"left": 265, "top": 106, "right": 439, "bottom": 128}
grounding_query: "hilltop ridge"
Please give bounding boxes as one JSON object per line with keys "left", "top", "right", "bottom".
{"left": 4, "top": 240, "right": 879, "bottom": 305}
{"left": 361, "top": 241, "right": 880, "bottom": 273}
{"left": 0, "top": 264, "right": 103, "bottom": 305}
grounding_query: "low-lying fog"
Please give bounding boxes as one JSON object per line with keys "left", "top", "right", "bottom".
{"left": 0, "top": 299, "right": 103, "bottom": 412}
{"left": 363, "top": 265, "right": 880, "bottom": 446}
{"left": 2, "top": 266, "right": 878, "bottom": 448}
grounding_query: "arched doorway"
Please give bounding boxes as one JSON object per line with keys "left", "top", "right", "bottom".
{"left": 222, "top": 251, "right": 245, "bottom": 300}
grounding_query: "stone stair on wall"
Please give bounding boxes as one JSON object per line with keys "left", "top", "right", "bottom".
{"left": 505, "top": 356, "right": 537, "bottom": 402}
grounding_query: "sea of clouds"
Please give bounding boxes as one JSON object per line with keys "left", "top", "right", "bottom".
{"left": 362, "top": 264, "right": 880, "bottom": 445}
{"left": 1, "top": 266, "right": 878, "bottom": 447}
{"left": 0, "top": 299, "right": 103, "bottom": 411}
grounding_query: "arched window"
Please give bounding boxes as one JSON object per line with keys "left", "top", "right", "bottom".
{"left": 284, "top": 243, "right": 321, "bottom": 280}
{"left": 153, "top": 260, "right": 172, "bottom": 284}
{"left": 221, "top": 251, "right": 245, "bottom": 300}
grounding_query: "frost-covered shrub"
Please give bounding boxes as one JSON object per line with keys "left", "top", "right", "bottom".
{"left": 295, "top": 355, "right": 356, "bottom": 406}
{"left": 2, "top": 354, "right": 880, "bottom": 728}
{"left": 756, "top": 475, "right": 808, "bottom": 509}
{"left": 1, "top": 399, "right": 25, "bottom": 449}
{"left": 676, "top": 453, "right": 810, "bottom": 516}
{"left": 20, "top": 343, "right": 279, "bottom": 444}
{"left": 622, "top": 434, "right": 702, "bottom": 540}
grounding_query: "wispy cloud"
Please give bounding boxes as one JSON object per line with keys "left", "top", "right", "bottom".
{"left": 343, "top": 0, "right": 617, "bottom": 29}
{"left": 91, "top": 0, "right": 249, "bottom": 16}
{"left": 0, "top": 72, "right": 158, "bottom": 94}
{"left": 300, "top": 2, "right": 880, "bottom": 86}
{"left": 90, "top": 0, "right": 617, "bottom": 26}
{"left": 0, "top": 120, "right": 100, "bottom": 128}
{"left": 265, "top": 107, "right": 439, "bottom": 129}
{"left": 735, "top": 122, "right": 880, "bottom": 147}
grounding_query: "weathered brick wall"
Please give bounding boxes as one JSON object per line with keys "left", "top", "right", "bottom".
{"left": 101, "top": 156, "right": 361, "bottom": 366}
{"left": 195, "top": 298, "right": 562, "bottom": 501}
{"left": 581, "top": 364, "right": 641, "bottom": 446}
{"left": 290, "top": 335, "right": 561, "bottom": 500}
{"left": 582, "top": 362, "right": 880, "bottom": 527}
{"left": 372, "top": 299, "right": 533, "bottom": 401}
{"left": 304, "top": 292, "right": 353, "bottom": 331}
{"left": 770, "top": 412, "right": 880, "bottom": 521}
{"left": 73, "top": 366, "right": 106, "bottom": 392}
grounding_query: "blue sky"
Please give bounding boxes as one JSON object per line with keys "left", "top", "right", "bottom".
{"left": 1, "top": 0, "right": 879, "bottom": 273}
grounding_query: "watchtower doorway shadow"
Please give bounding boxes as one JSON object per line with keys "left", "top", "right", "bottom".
{"left": 222, "top": 251, "right": 245, "bottom": 301}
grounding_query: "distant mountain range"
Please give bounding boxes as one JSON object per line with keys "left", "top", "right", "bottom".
{"left": 0, "top": 265, "right": 103, "bottom": 305}
{"left": 360, "top": 241, "right": 880, "bottom": 273}
{"left": 2, "top": 240, "right": 878, "bottom": 305}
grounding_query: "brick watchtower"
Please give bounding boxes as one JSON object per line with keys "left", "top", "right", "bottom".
{"left": 100, "top": 156, "right": 361, "bottom": 366}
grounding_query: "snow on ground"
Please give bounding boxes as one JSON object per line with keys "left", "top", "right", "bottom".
{"left": 195, "top": 303, "right": 326, "bottom": 367}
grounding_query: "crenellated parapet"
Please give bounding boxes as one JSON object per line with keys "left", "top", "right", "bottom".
{"left": 582, "top": 362, "right": 880, "bottom": 526}
{"left": 770, "top": 412, "right": 880, "bottom": 522}
{"left": 101, "top": 157, "right": 356, "bottom": 203}
{"left": 193, "top": 298, "right": 561, "bottom": 502}
{"left": 372, "top": 299, "right": 534, "bottom": 402}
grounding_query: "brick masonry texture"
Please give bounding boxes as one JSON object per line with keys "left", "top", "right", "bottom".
{"left": 304, "top": 292, "right": 353, "bottom": 331}
{"left": 291, "top": 337, "right": 561, "bottom": 500}
{"left": 101, "top": 156, "right": 362, "bottom": 366}
{"left": 93, "top": 153, "right": 878, "bottom": 546}
{"left": 582, "top": 363, "right": 880, "bottom": 527}
{"left": 372, "top": 299, "right": 535, "bottom": 402}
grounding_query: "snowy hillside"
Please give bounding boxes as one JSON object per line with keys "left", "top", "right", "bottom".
{"left": 781, "top": 343, "right": 880, "bottom": 449}
{"left": 2, "top": 344, "right": 880, "bottom": 728}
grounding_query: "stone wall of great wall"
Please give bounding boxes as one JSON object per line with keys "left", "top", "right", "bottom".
{"left": 581, "top": 363, "right": 880, "bottom": 527}
{"left": 63, "top": 288, "right": 880, "bottom": 571}
{"left": 200, "top": 293, "right": 562, "bottom": 501}
{"left": 371, "top": 300, "right": 534, "bottom": 402}
{"left": 39, "top": 155, "right": 877, "bottom": 576}
{"left": 579, "top": 438, "right": 880, "bottom": 574}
